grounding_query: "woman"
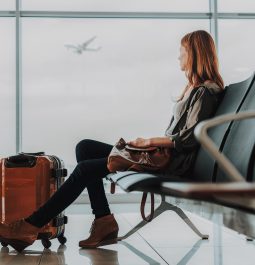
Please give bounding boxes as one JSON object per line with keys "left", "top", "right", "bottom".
{"left": 0, "top": 30, "right": 224, "bottom": 252}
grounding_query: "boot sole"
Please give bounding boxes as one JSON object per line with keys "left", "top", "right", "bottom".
{"left": 79, "top": 230, "right": 118, "bottom": 249}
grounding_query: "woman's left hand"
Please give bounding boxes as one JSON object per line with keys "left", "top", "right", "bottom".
{"left": 127, "top": 138, "right": 151, "bottom": 148}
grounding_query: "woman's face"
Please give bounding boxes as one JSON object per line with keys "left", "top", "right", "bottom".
{"left": 178, "top": 45, "right": 188, "bottom": 71}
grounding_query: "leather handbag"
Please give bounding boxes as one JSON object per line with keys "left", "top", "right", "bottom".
{"left": 107, "top": 138, "right": 171, "bottom": 222}
{"left": 107, "top": 138, "right": 171, "bottom": 173}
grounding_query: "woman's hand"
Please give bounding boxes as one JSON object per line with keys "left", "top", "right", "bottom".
{"left": 127, "top": 138, "right": 151, "bottom": 148}
{"left": 128, "top": 137, "right": 174, "bottom": 148}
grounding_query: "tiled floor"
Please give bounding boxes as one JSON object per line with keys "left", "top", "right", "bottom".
{"left": 1, "top": 203, "right": 255, "bottom": 265}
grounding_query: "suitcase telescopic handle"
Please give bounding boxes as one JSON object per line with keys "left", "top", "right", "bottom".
{"left": 5, "top": 154, "right": 37, "bottom": 168}
{"left": 19, "top": 152, "right": 45, "bottom": 156}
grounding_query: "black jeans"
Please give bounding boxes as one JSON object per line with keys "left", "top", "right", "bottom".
{"left": 26, "top": 139, "right": 113, "bottom": 228}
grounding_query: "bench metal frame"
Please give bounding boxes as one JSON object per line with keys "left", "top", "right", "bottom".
{"left": 195, "top": 110, "right": 255, "bottom": 182}
{"left": 117, "top": 194, "right": 209, "bottom": 241}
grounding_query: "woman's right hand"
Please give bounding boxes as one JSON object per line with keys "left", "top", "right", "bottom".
{"left": 127, "top": 138, "right": 151, "bottom": 148}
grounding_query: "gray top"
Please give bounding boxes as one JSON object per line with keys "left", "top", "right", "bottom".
{"left": 162, "top": 82, "right": 223, "bottom": 178}
{"left": 166, "top": 89, "right": 192, "bottom": 136}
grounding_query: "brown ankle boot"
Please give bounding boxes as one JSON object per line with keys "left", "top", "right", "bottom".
{"left": 79, "top": 214, "right": 119, "bottom": 249}
{"left": 0, "top": 219, "right": 42, "bottom": 252}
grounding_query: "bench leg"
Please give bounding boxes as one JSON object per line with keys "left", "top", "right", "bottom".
{"left": 117, "top": 216, "right": 150, "bottom": 241}
{"left": 118, "top": 195, "right": 209, "bottom": 241}
{"left": 172, "top": 203, "right": 209, "bottom": 239}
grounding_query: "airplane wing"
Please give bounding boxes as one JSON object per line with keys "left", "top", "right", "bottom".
{"left": 65, "top": 37, "right": 100, "bottom": 54}
{"left": 65, "top": 44, "right": 78, "bottom": 50}
{"left": 65, "top": 44, "right": 83, "bottom": 54}
{"left": 81, "top": 36, "right": 97, "bottom": 48}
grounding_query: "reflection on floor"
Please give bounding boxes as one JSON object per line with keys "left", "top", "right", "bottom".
{"left": 1, "top": 203, "right": 255, "bottom": 265}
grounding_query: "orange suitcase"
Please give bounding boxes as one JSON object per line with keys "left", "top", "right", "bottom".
{"left": 0, "top": 152, "right": 68, "bottom": 249}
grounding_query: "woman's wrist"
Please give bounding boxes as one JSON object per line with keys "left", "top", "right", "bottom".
{"left": 149, "top": 137, "right": 173, "bottom": 147}
{"left": 148, "top": 138, "right": 154, "bottom": 146}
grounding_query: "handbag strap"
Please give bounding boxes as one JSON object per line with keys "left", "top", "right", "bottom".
{"left": 140, "top": 192, "right": 155, "bottom": 222}
{"left": 110, "top": 182, "right": 116, "bottom": 194}
{"left": 111, "top": 183, "right": 155, "bottom": 221}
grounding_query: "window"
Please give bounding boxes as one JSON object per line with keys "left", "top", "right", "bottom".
{"left": 21, "top": 0, "right": 208, "bottom": 12}
{"left": 0, "top": 1, "right": 15, "bottom": 10}
{"left": 218, "top": 20, "right": 255, "bottom": 85}
{"left": 22, "top": 18, "right": 209, "bottom": 167}
{"left": 218, "top": 0, "right": 255, "bottom": 12}
{"left": 0, "top": 19, "right": 16, "bottom": 157}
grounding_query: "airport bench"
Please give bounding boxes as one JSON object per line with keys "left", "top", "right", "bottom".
{"left": 107, "top": 73, "right": 255, "bottom": 241}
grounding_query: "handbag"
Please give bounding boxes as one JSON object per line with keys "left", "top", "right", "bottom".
{"left": 107, "top": 137, "right": 171, "bottom": 222}
{"left": 107, "top": 138, "right": 171, "bottom": 173}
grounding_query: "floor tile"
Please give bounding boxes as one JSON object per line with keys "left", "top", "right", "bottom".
{"left": 121, "top": 210, "right": 248, "bottom": 248}
{"left": 0, "top": 247, "right": 42, "bottom": 265}
{"left": 154, "top": 245, "right": 255, "bottom": 265}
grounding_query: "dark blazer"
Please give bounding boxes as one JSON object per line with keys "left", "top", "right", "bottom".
{"left": 163, "top": 84, "right": 223, "bottom": 178}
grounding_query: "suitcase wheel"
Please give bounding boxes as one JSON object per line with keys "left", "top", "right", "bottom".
{"left": 58, "top": 235, "right": 67, "bottom": 245}
{"left": 41, "top": 239, "right": 52, "bottom": 249}
{"left": 1, "top": 241, "right": 8, "bottom": 247}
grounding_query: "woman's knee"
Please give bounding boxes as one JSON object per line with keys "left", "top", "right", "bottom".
{"left": 76, "top": 139, "right": 94, "bottom": 153}
{"left": 71, "top": 159, "right": 108, "bottom": 184}
{"left": 75, "top": 139, "right": 95, "bottom": 161}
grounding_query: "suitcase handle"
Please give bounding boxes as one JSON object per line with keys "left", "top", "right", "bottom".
{"left": 5, "top": 154, "right": 37, "bottom": 168}
{"left": 19, "top": 152, "right": 45, "bottom": 156}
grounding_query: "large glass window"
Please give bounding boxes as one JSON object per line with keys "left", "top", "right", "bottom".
{"left": 22, "top": 18, "right": 209, "bottom": 168}
{"left": 0, "top": 19, "right": 15, "bottom": 157}
{"left": 218, "top": 20, "right": 255, "bottom": 85}
{"left": 0, "top": 1, "right": 15, "bottom": 10}
{"left": 218, "top": 0, "right": 255, "bottom": 12}
{"left": 21, "top": 0, "right": 208, "bottom": 12}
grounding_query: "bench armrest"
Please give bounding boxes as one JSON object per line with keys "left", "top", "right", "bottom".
{"left": 194, "top": 111, "right": 255, "bottom": 182}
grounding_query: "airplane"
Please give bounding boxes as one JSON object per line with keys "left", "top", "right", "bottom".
{"left": 65, "top": 36, "right": 101, "bottom": 54}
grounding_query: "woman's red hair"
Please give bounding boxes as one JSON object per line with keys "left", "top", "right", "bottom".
{"left": 179, "top": 30, "right": 224, "bottom": 100}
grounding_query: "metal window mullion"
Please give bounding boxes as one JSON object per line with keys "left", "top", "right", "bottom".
{"left": 1, "top": 11, "right": 255, "bottom": 19}
{"left": 20, "top": 11, "right": 211, "bottom": 19}
{"left": 218, "top": 13, "right": 255, "bottom": 19}
{"left": 1, "top": 10, "right": 255, "bottom": 19}
{"left": 1, "top": 9, "right": 255, "bottom": 20}
{"left": 16, "top": 0, "right": 22, "bottom": 153}
{"left": 0, "top": 11, "right": 16, "bottom": 17}
{"left": 209, "top": 0, "right": 219, "bottom": 51}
